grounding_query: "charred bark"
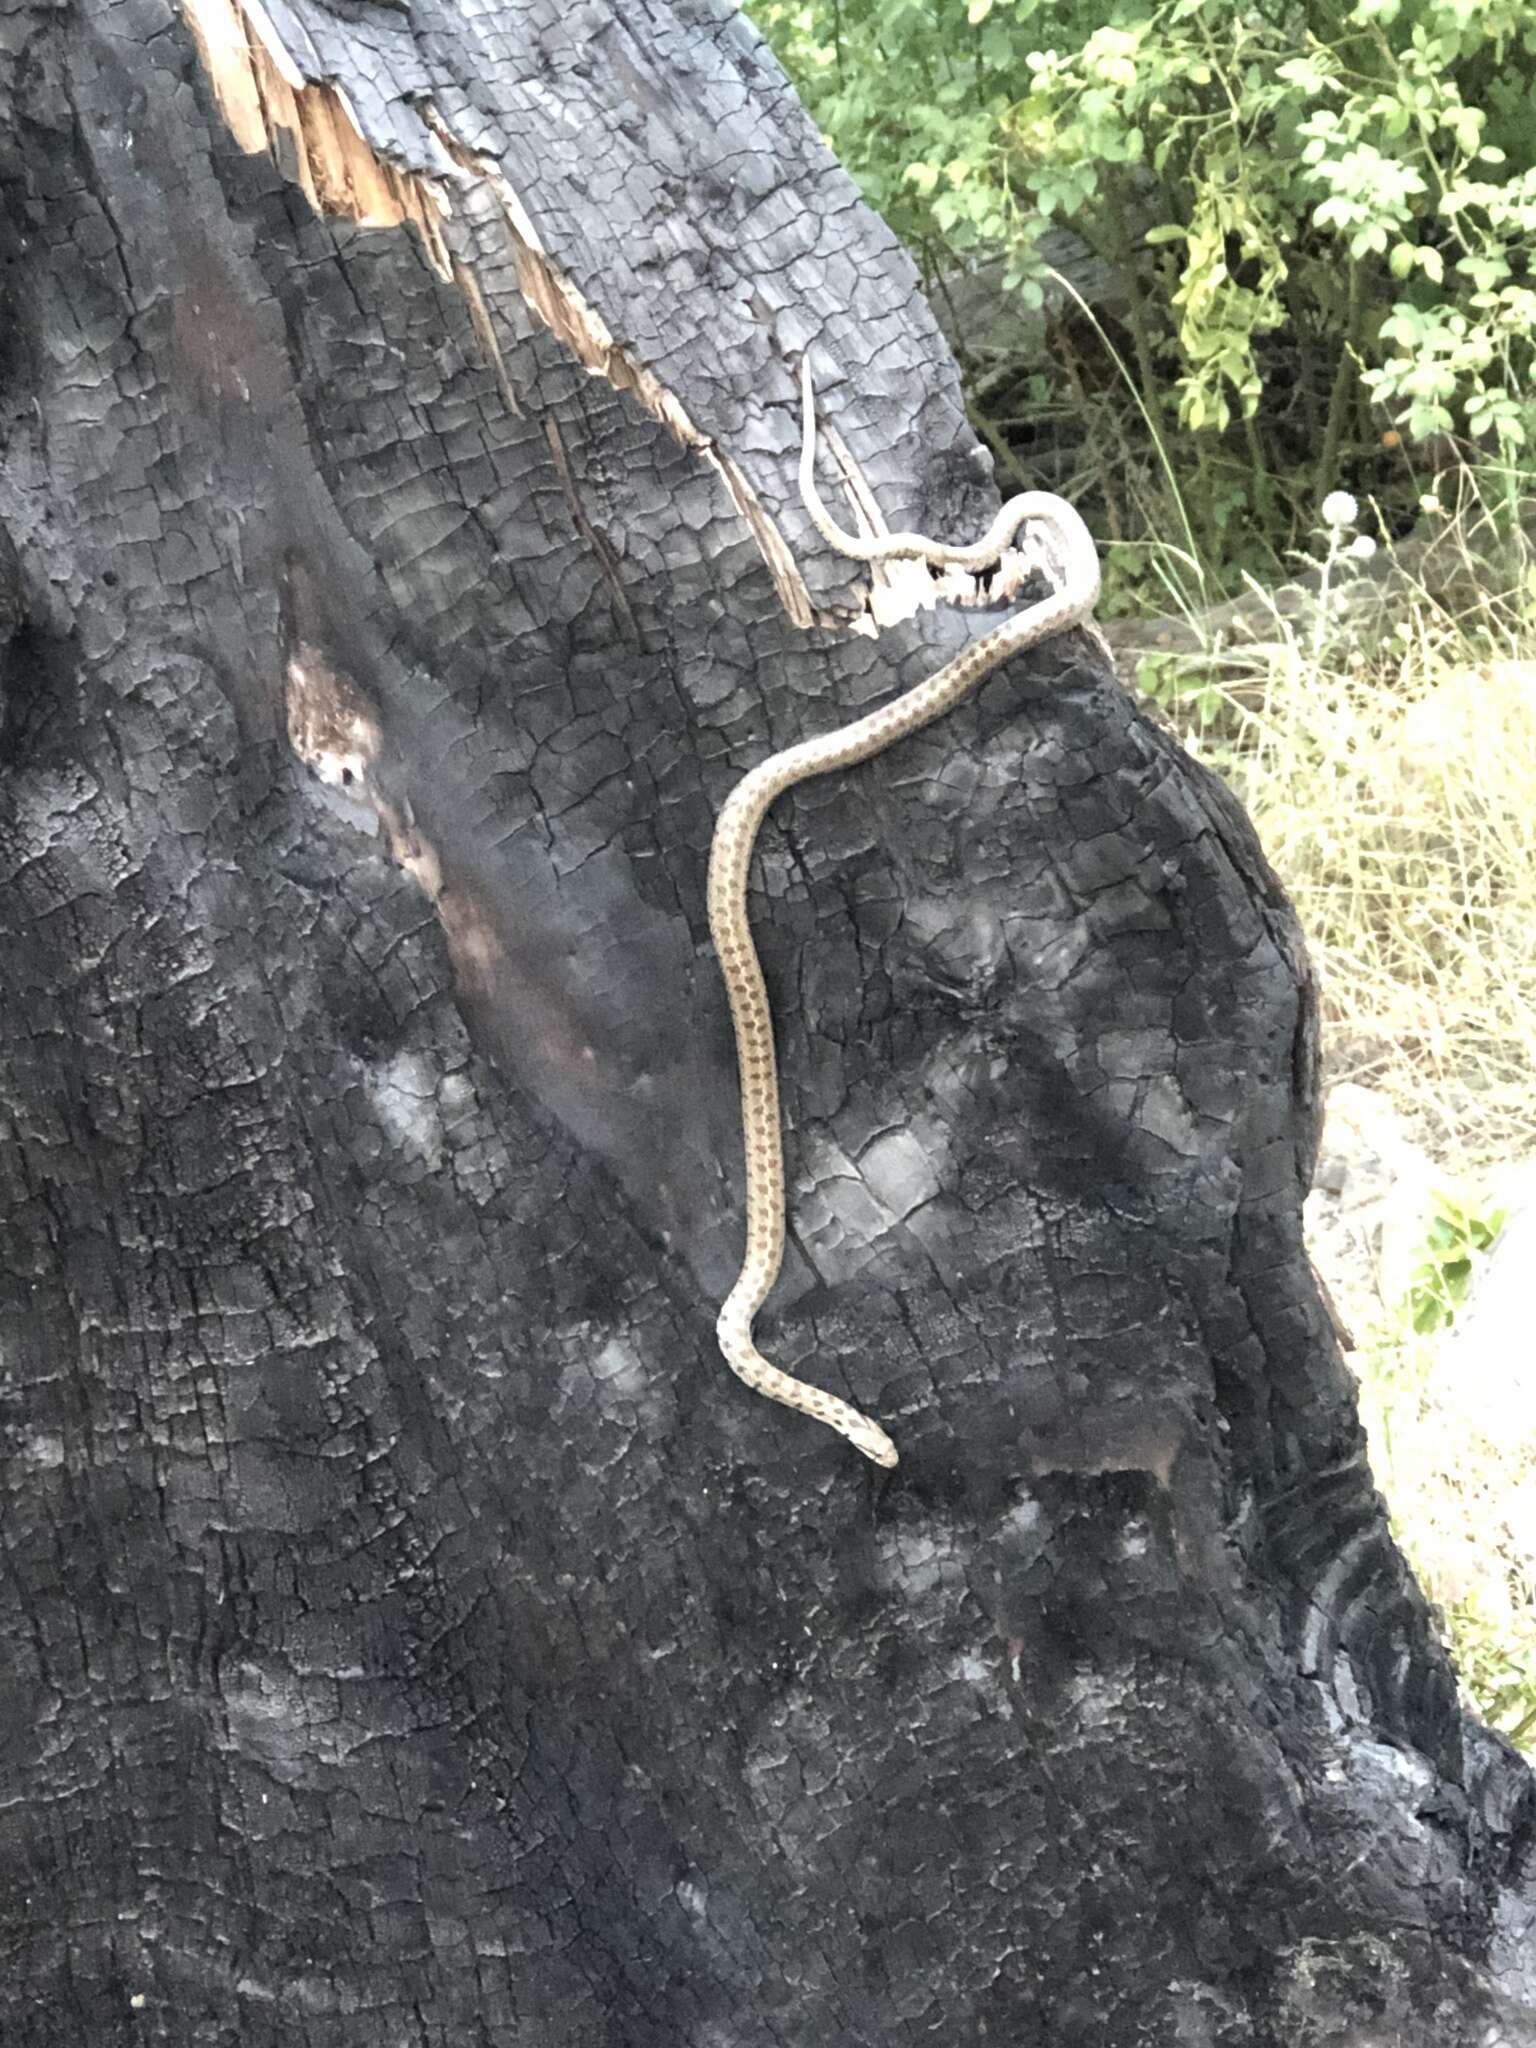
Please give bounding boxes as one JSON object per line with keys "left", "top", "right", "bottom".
{"left": 1, "top": 0, "right": 1533, "bottom": 2042}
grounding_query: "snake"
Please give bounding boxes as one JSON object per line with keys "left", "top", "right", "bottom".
{"left": 705, "top": 357, "right": 1102, "bottom": 1468}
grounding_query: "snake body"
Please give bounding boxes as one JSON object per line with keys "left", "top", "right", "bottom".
{"left": 706, "top": 360, "right": 1101, "bottom": 1468}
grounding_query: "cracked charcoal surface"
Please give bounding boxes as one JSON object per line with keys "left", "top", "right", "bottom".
{"left": 1, "top": 0, "right": 1535, "bottom": 2043}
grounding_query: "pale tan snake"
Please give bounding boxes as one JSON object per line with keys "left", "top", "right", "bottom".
{"left": 706, "top": 359, "right": 1101, "bottom": 1467}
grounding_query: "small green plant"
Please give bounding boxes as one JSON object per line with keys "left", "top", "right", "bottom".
{"left": 1406, "top": 1188, "right": 1507, "bottom": 1334}
{"left": 1443, "top": 1597, "right": 1536, "bottom": 1751}
{"left": 1346, "top": 1179, "right": 1530, "bottom": 1752}
{"left": 1310, "top": 493, "right": 1380, "bottom": 664}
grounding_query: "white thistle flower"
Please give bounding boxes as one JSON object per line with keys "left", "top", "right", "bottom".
{"left": 1321, "top": 491, "right": 1358, "bottom": 529}
{"left": 1349, "top": 534, "right": 1377, "bottom": 561}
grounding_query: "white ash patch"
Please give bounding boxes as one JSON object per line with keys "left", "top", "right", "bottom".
{"left": 364, "top": 1052, "right": 444, "bottom": 1165}
{"left": 875, "top": 1522, "right": 967, "bottom": 1602}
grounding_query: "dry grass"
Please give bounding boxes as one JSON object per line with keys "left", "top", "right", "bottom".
{"left": 1238, "top": 643, "right": 1536, "bottom": 1167}
{"left": 1172, "top": 508, "right": 1536, "bottom": 1167}
{"left": 1146, "top": 489, "right": 1536, "bottom": 1748}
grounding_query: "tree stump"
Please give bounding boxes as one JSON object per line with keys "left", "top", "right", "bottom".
{"left": 1, "top": 1, "right": 1532, "bottom": 2041}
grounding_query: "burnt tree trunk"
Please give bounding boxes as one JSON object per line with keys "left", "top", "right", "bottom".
{"left": 2, "top": 1, "right": 1533, "bottom": 2042}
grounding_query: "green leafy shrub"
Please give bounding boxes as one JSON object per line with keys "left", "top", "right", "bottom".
{"left": 750, "top": 0, "right": 1536, "bottom": 587}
